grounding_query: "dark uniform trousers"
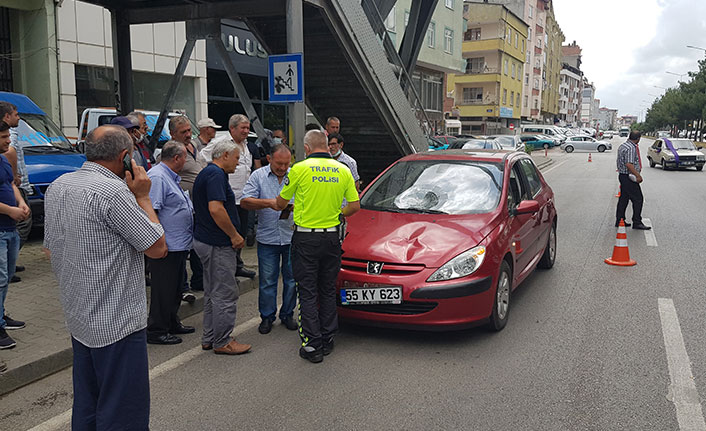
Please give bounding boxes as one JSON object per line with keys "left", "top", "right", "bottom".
{"left": 291, "top": 231, "right": 341, "bottom": 348}
{"left": 147, "top": 250, "right": 188, "bottom": 336}
{"left": 616, "top": 173, "right": 644, "bottom": 225}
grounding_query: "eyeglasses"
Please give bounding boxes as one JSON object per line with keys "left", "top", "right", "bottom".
{"left": 328, "top": 141, "right": 340, "bottom": 146}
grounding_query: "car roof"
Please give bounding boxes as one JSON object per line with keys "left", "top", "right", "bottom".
{"left": 407, "top": 148, "right": 524, "bottom": 163}
{"left": 0, "top": 92, "right": 45, "bottom": 115}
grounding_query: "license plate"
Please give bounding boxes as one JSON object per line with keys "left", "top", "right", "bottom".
{"left": 340, "top": 283, "right": 402, "bottom": 305}
{"left": 682, "top": 161, "right": 694, "bottom": 165}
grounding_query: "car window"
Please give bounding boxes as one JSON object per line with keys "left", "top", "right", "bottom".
{"left": 508, "top": 164, "right": 524, "bottom": 209}
{"left": 519, "top": 159, "right": 542, "bottom": 197}
{"left": 361, "top": 160, "right": 504, "bottom": 215}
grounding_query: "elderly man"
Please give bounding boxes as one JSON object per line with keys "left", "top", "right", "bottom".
{"left": 272, "top": 129, "right": 287, "bottom": 146}
{"left": 241, "top": 144, "right": 297, "bottom": 334}
{"left": 44, "top": 125, "right": 167, "bottom": 428}
{"left": 328, "top": 133, "right": 360, "bottom": 191}
{"left": 210, "top": 114, "right": 260, "bottom": 279}
{"left": 111, "top": 116, "right": 152, "bottom": 171}
{"left": 325, "top": 116, "right": 340, "bottom": 135}
{"left": 146, "top": 141, "right": 196, "bottom": 345}
{"left": 192, "top": 139, "right": 251, "bottom": 355}
{"left": 169, "top": 115, "right": 206, "bottom": 298}
{"left": 196, "top": 118, "right": 221, "bottom": 148}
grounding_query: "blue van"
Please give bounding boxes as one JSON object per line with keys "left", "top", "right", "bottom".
{"left": 0, "top": 92, "right": 86, "bottom": 226}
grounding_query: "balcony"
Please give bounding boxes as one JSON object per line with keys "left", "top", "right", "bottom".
{"left": 532, "top": 88, "right": 540, "bottom": 96}
{"left": 453, "top": 73, "right": 501, "bottom": 84}
{"left": 462, "top": 38, "right": 504, "bottom": 53}
{"left": 536, "top": 24, "right": 544, "bottom": 34}
{"left": 533, "top": 67, "right": 541, "bottom": 75}
{"left": 465, "top": 66, "right": 501, "bottom": 75}
{"left": 534, "top": 46, "right": 542, "bottom": 55}
{"left": 461, "top": 96, "right": 498, "bottom": 106}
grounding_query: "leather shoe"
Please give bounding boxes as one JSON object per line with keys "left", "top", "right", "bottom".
{"left": 299, "top": 346, "right": 324, "bottom": 363}
{"left": 10, "top": 275, "right": 20, "bottom": 283}
{"left": 202, "top": 343, "right": 212, "bottom": 351}
{"left": 147, "top": 334, "right": 182, "bottom": 345}
{"left": 632, "top": 224, "right": 652, "bottom": 230}
{"left": 235, "top": 268, "right": 256, "bottom": 279}
{"left": 214, "top": 339, "right": 251, "bottom": 355}
{"left": 281, "top": 316, "right": 298, "bottom": 331}
{"left": 258, "top": 319, "right": 273, "bottom": 334}
{"left": 615, "top": 221, "right": 631, "bottom": 227}
{"left": 14, "top": 265, "right": 24, "bottom": 272}
{"left": 171, "top": 324, "right": 195, "bottom": 334}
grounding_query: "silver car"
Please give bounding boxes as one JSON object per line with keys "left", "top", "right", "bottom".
{"left": 647, "top": 138, "right": 705, "bottom": 171}
{"left": 560, "top": 135, "right": 612, "bottom": 153}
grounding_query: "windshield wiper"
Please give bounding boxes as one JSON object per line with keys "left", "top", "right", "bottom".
{"left": 398, "top": 208, "right": 447, "bottom": 214}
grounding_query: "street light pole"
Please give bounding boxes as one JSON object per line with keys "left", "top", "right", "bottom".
{"left": 686, "top": 45, "right": 706, "bottom": 53}
{"left": 666, "top": 71, "right": 686, "bottom": 82}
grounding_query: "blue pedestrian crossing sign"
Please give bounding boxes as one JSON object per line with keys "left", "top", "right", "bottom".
{"left": 268, "top": 53, "right": 304, "bottom": 103}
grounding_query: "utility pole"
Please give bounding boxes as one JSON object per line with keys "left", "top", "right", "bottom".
{"left": 287, "top": 0, "right": 306, "bottom": 161}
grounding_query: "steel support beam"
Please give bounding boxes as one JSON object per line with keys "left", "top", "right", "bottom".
{"left": 374, "top": 0, "right": 398, "bottom": 20}
{"left": 213, "top": 39, "right": 268, "bottom": 139}
{"left": 111, "top": 9, "right": 134, "bottom": 115}
{"left": 122, "top": 0, "right": 286, "bottom": 25}
{"left": 398, "top": 0, "right": 437, "bottom": 74}
{"left": 287, "top": 0, "right": 306, "bottom": 161}
{"left": 147, "top": 39, "right": 196, "bottom": 151}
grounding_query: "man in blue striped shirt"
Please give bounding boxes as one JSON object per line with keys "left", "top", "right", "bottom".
{"left": 616, "top": 130, "right": 651, "bottom": 230}
{"left": 241, "top": 144, "right": 297, "bottom": 334}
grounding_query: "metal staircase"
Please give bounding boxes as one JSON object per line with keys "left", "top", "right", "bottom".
{"left": 248, "top": 0, "right": 430, "bottom": 184}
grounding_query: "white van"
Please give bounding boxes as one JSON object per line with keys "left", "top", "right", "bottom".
{"left": 520, "top": 124, "right": 566, "bottom": 143}
{"left": 76, "top": 108, "right": 196, "bottom": 146}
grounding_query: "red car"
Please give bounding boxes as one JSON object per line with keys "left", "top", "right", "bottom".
{"left": 337, "top": 149, "right": 557, "bottom": 331}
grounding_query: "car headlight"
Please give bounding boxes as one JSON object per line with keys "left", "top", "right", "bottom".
{"left": 427, "top": 245, "right": 486, "bottom": 282}
{"left": 697, "top": 154, "right": 705, "bottom": 161}
{"left": 26, "top": 187, "right": 36, "bottom": 196}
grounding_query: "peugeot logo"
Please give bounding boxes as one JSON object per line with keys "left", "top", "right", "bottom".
{"left": 367, "top": 262, "right": 384, "bottom": 275}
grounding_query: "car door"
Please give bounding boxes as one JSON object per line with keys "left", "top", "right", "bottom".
{"left": 649, "top": 139, "right": 662, "bottom": 162}
{"left": 517, "top": 159, "right": 545, "bottom": 263}
{"left": 507, "top": 161, "right": 538, "bottom": 279}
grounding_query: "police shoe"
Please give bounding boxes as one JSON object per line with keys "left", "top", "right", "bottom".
{"left": 299, "top": 346, "right": 324, "bottom": 363}
{"left": 614, "top": 221, "right": 631, "bottom": 227}
{"left": 632, "top": 224, "right": 652, "bottom": 230}
{"left": 147, "top": 334, "right": 182, "bottom": 345}
{"left": 323, "top": 338, "right": 335, "bottom": 356}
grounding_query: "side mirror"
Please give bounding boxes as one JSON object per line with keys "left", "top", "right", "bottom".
{"left": 76, "top": 140, "right": 86, "bottom": 153}
{"left": 512, "top": 200, "right": 539, "bottom": 216}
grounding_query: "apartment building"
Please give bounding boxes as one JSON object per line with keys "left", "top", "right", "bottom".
{"left": 558, "top": 41, "right": 583, "bottom": 127}
{"left": 596, "top": 107, "right": 618, "bottom": 130}
{"left": 580, "top": 80, "right": 595, "bottom": 127}
{"left": 447, "top": 1, "right": 528, "bottom": 134}
{"left": 540, "top": 11, "right": 564, "bottom": 122}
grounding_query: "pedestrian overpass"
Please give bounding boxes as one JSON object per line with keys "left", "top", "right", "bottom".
{"left": 86, "top": 0, "right": 436, "bottom": 183}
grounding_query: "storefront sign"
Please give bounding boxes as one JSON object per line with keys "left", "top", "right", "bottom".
{"left": 500, "top": 107, "right": 514, "bottom": 118}
{"left": 206, "top": 20, "right": 268, "bottom": 77}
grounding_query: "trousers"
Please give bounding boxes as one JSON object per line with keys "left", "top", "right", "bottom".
{"left": 147, "top": 250, "right": 187, "bottom": 336}
{"left": 291, "top": 231, "right": 341, "bottom": 349}
{"left": 616, "top": 173, "right": 644, "bottom": 224}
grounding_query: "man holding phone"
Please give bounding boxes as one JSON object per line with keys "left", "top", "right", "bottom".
{"left": 241, "top": 144, "right": 297, "bottom": 334}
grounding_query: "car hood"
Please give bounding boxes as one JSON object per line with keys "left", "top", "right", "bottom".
{"left": 675, "top": 149, "right": 703, "bottom": 156}
{"left": 25, "top": 153, "right": 86, "bottom": 184}
{"left": 342, "top": 208, "right": 499, "bottom": 268}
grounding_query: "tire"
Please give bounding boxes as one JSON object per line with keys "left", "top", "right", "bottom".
{"left": 697, "top": 166, "right": 704, "bottom": 171}
{"left": 648, "top": 157, "right": 655, "bottom": 168}
{"left": 597, "top": 145, "right": 606, "bottom": 153}
{"left": 565, "top": 145, "right": 574, "bottom": 153}
{"left": 488, "top": 260, "right": 511, "bottom": 331}
{"left": 538, "top": 222, "right": 556, "bottom": 269}
{"left": 661, "top": 158, "right": 668, "bottom": 170}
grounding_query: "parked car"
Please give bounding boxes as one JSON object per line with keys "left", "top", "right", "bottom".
{"left": 449, "top": 138, "right": 502, "bottom": 150}
{"left": 657, "top": 131, "right": 671, "bottom": 138}
{"left": 428, "top": 136, "right": 449, "bottom": 151}
{"left": 601, "top": 130, "right": 614, "bottom": 139}
{"left": 0, "top": 92, "right": 86, "bottom": 227}
{"left": 560, "top": 135, "right": 612, "bottom": 153}
{"left": 486, "top": 135, "right": 524, "bottom": 151}
{"left": 619, "top": 126, "right": 630, "bottom": 137}
{"left": 647, "top": 138, "right": 706, "bottom": 171}
{"left": 520, "top": 125, "right": 566, "bottom": 143}
{"left": 520, "top": 134, "right": 554, "bottom": 150}
{"left": 336, "top": 149, "right": 557, "bottom": 330}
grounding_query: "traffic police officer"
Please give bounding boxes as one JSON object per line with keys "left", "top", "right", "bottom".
{"left": 271, "top": 130, "right": 360, "bottom": 363}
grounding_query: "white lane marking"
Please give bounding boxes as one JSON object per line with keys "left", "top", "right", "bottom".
{"left": 658, "top": 298, "right": 706, "bottom": 431}
{"left": 541, "top": 160, "right": 567, "bottom": 175}
{"left": 643, "top": 218, "right": 658, "bottom": 247}
{"left": 27, "top": 316, "right": 261, "bottom": 431}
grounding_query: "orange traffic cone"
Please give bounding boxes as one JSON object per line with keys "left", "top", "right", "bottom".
{"left": 588, "top": 153, "right": 592, "bottom": 162}
{"left": 605, "top": 219, "right": 636, "bottom": 266}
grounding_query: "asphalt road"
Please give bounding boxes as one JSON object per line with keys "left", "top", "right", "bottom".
{"left": 4, "top": 136, "right": 706, "bottom": 430}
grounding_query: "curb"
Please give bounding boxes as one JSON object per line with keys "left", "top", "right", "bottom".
{"left": 535, "top": 158, "right": 554, "bottom": 171}
{"left": 0, "top": 276, "right": 259, "bottom": 396}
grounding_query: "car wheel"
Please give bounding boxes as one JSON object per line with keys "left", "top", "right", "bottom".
{"left": 488, "top": 260, "right": 511, "bottom": 331}
{"left": 661, "top": 158, "right": 668, "bottom": 170}
{"left": 597, "top": 145, "right": 606, "bottom": 153}
{"left": 538, "top": 222, "right": 556, "bottom": 269}
{"left": 648, "top": 157, "right": 655, "bottom": 168}
{"left": 565, "top": 145, "right": 574, "bottom": 153}
{"left": 697, "top": 166, "right": 703, "bottom": 171}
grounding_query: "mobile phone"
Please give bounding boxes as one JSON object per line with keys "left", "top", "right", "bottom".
{"left": 279, "top": 204, "right": 293, "bottom": 219}
{"left": 122, "top": 153, "right": 134, "bottom": 178}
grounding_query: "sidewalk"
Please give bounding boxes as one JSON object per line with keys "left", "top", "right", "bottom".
{"left": 531, "top": 149, "right": 554, "bottom": 171}
{"left": 0, "top": 238, "right": 260, "bottom": 396}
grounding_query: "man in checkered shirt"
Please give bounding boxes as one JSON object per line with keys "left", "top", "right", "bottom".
{"left": 44, "top": 125, "right": 167, "bottom": 429}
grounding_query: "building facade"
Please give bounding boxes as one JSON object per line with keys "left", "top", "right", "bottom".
{"left": 580, "top": 79, "right": 595, "bottom": 127}
{"left": 596, "top": 107, "right": 618, "bottom": 130}
{"left": 539, "top": 11, "right": 564, "bottom": 123}
{"left": 558, "top": 42, "right": 583, "bottom": 127}
{"left": 447, "top": 1, "right": 528, "bottom": 134}
{"left": 386, "top": 0, "right": 465, "bottom": 133}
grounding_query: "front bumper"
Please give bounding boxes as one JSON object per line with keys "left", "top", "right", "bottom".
{"left": 664, "top": 160, "right": 704, "bottom": 169}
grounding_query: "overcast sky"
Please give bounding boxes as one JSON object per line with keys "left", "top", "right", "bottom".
{"left": 553, "top": 0, "right": 706, "bottom": 120}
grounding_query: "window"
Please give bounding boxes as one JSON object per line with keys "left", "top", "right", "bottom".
{"left": 515, "top": 33, "right": 519, "bottom": 48}
{"left": 507, "top": 28, "right": 511, "bottom": 43}
{"left": 522, "top": 39, "right": 525, "bottom": 53}
{"left": 427, "top": 22, "right": 436, "bottom": 47}
{"left": 445, "top": 0, "right": 454, "bottom": 9}
{"left": 511, "top": 63, "right": 516, "bottom": 78}
{"left": 529, "top": 5, "right": 534, "bottom": 18}
{"left": 508, "top": 164, "right": 526, "bottom": 209}
{"left": 528, "top": 28, "right": 532, "bottom": 41}
{"left": 385, "top": 7, "right": 396, "bottom": 32}
{"left": 404, "top": 11, "right": 409, "bottom": 28}
{"left": 504, "top": 59, "right": 508, "bottom": 75}
{"left": 519, "top": 159, "right": 542, "bottom": 197}
{"left": 534, "top": 99, "right": 539, "bottom": 109}
{"left": 533, "top": 79, "right": 539, "bottom": 89}
{"left": 465, "top": 27, "right": 481, "bottom": 41}
{"left": 525, "top": 73, "right": 529, "bottom": 84}
{"left": 516, "top": 94, "right": 520, "bottom": 108}
{"left": 510, "top": 91, "right": 514, "bottom": 106}
{"left": 462, "top": 87, "right": 483, "bottom": 104}
{"left": 444, "top": 27, "right": 454, "bottom": 53}
{"left": 524, "top": 95, "right": 528, "bottom": 107}
{"left": 503, "top": 89, "right": 507, "bottom": 105}
{"left": 466, "top": 57, "right": 485, "bottom": 74}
